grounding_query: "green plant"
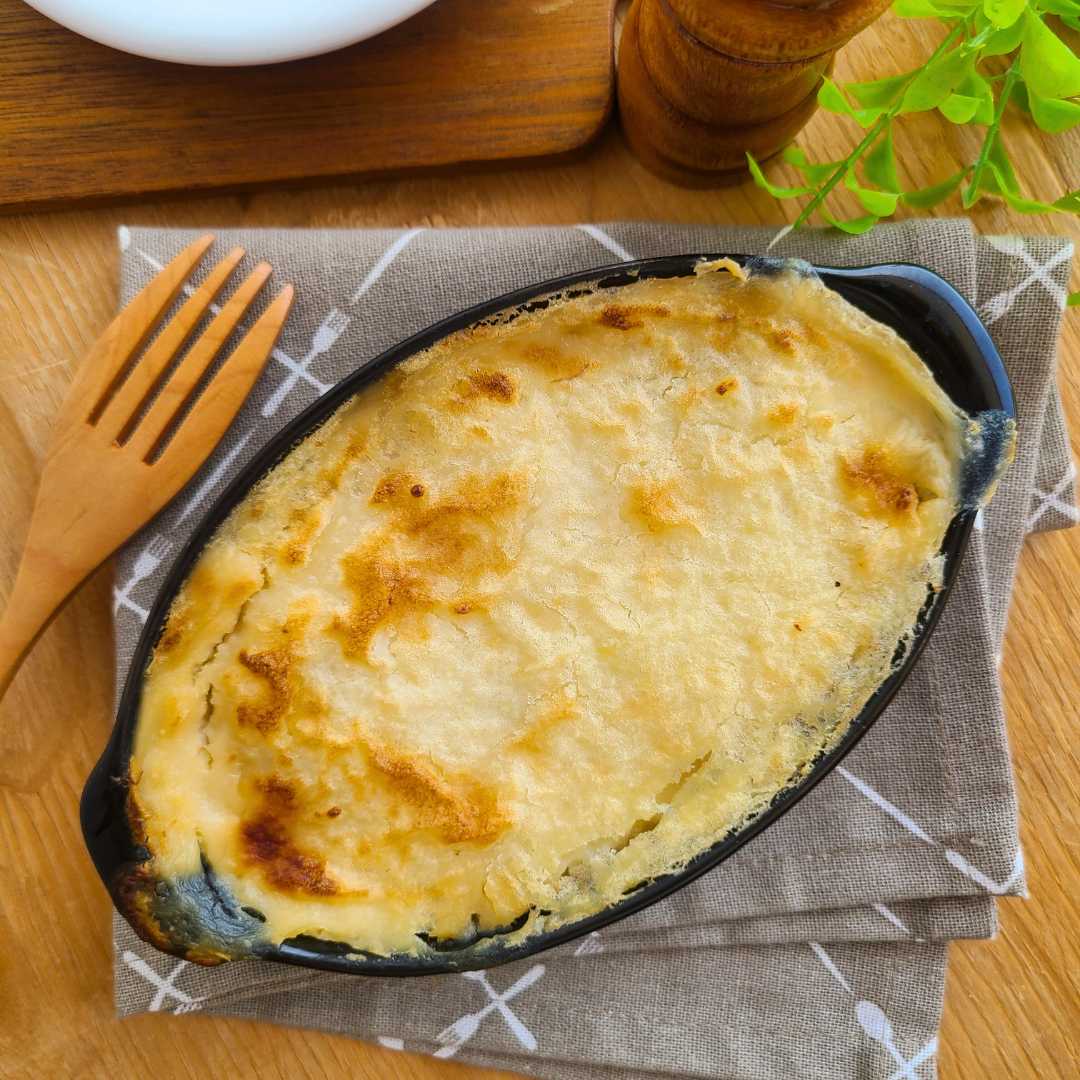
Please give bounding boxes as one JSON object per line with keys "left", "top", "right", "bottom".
{"left": 747, "top": 0, "right": 1080, "bottom": 298}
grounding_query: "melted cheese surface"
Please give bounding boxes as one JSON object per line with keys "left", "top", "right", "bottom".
{"left": 132, "top": 265, "right": 969, "bottom": 957}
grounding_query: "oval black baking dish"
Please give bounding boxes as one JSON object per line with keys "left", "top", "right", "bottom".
{"left": 81, "top": 254, "right": 1015, "bottom": 976}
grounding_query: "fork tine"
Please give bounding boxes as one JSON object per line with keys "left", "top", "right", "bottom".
{"left": 125, "top": 262, "right": 274, "bottom": 459}
{"left": 142, "top": 284, "right": 294, "bottom": 472}
{"left": 95, "top": 246, "right": 247, "bottom": 442}
{"left": 51, "top": 234, "right": 215, "bottom": 439}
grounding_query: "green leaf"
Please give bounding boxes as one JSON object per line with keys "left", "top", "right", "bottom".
{"left": 822, "top": 208, "right": 881, "bottom": 234}
{"left": 976, "top": 162, "right": 1010, "bottom": 195}
{"left": 983, "top": 0, "right": 1027, "bottom": 27}
{"left": 956, "top": 69, "right": 996, "bottom": 123}
{"left": 1040, "top": 0, "right": 1080, "bottom": 15}
{"left": 844, "top": 168, "right": 902, "bottom": 215}
{"left": 892, "top": 0, "right": 968, "bottom": 15}
{"left": 1023, "top": 10, "right": 1080, "bottom": 98}
{"left": 781, "top": 146, "right": 842, "bottom": 186}
{"left": 900, "top": 168, "right": 970, "bottom": 208}
{"left": 1011, "top": 80, "right": 1032, "bottom": 114}
{"left": 962, "top": 180, "right": 983, "bottom": 209}
{"left": 818, "top": 78, "right": 886, "bottom": 126}
{"left": 1029, "top": 90, "right": 1080, "bottom": 131}
{"left": 939, "top": 93, "right": 981, "bottom": 121}
{"left": 900, "top": 48, "right": 973, "bottom": 112}
{"left": 746, "top": 154, "right": 814, "bottom": 198}
{"left": 1064, "top": 14, "right": 1080, "bottom": 31}
{"left": 862, "top": 125, "right": 903, "bottom": 192}
{"left": 986, "top": 131, "right": 1021, "bottom": 194}
{"left": 847, "top": 73, "right": 915, "bottom": 108}
{"left": 967, "top": 20, "right": 999, "bottom": 49}
{"left": 1068, "top": 290, "right": 1080, "bottom": 307}
{"left": 981, "top": 15, "right": 1026, "bottom": 53}
{"left": 856, "top": 190, "right": 901, "bottom": 216}
{"left": 1052, "top": 188, "right": 1080, "bottom": 211}
{"left": 977, "top": 159, "right": 1056, "bottom": 211}
{"left": 998, "top": 188, "right": 1059, "bottom": 212}
{"left": 972, "top": 94, "right": 997, "bottom": 124}
{"left": 817, "top": 77, "right": 851, "bottom": 114}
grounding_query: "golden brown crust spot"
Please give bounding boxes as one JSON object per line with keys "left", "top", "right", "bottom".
{"left": 237, "top": 776, "right": 341, "bottom": 896}
{"left": 715, "top": 378, "right": 739, "bottom": 397}
{"left": 710, "top": 285, "right": 826, "bottom": 356}
{"left": 770, "top": 327, "right": 799, "bottom": 353}
{"left": 332, "top": 472, "right": 526, "bottom": 661}
{"left": 451, "top": 370, "right": 518, "bottom": 407}
{"left": 371, "top": 471, "right": 415, "bottom": 505}
{"left": 155, "top": 610, "right": 191, "bottom": 657}
{"left": 233, "top": 602, "right": 316, "bottom": 734}
{"left": 358, "top": 728, "right": 507, "bottom": 845}
{"left": 276, "top": 433, "right": 369, "bottom": 568}
{"left": 767, "top": 401, "right": 802, "bottom": 426}
{"left": 280, "top": 505, "right": 326, "bottom": 567}
{"left": 240, "top": 778, "right": 340, "bottom": 897}
{"left": 319, "top": 431, "right": 368, "bottom": 493}
{"left": 627, "top": 479, "right": 695, "bottom": 534}
{"left": 521, "top": 344, "right": 596, "bottom": 383}
{"left": 236, "top": 646, "right": 296, "bottom": 734}
{"left": 841, "top": 448, "right": 920, "bottom": 519}
{"left": 329, "top": 554, "right": 433, "bottom": 661}
{"left": 598, "top": 303, "right": 671, "bottom": 331}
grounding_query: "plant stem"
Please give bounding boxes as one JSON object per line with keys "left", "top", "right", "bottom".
{"left": 964, "top": 53, "right": 1023, "bottom": 205}
{"left": 792, "top": 9, "right": 975, "bottom": 230}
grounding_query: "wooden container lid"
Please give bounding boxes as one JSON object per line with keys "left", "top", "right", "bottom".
{"left": 664, "top": 0, "right": 892, "bottom": 62}
{"left": 618, "top": 0, "right": 821, "bottom": 182}
{"left": 637, "top": 0, "right": 834, "bottom": 128}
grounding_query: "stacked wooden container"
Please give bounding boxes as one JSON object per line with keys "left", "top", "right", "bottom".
{"left": 618, "top": 0, "right": 892, "bottom": 187}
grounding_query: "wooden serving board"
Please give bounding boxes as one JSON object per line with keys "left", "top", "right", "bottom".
{"left": 0, "top": 0, "right": 615, "bottom": 213}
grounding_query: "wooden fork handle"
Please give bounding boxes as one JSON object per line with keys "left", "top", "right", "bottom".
{"left": 0, "top": 434, "right": 155, "bottom": 703}
{"left": 0, "top": 268, "right": 294, "bottom": 706}
{"left": 0, "top": 534, "right": 89, "bottom": 702}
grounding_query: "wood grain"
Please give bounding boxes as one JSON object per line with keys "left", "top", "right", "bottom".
{"left": 617, "top": 0, "right": 825, "bottom": 177}
{"left": 0, "top": 237, "right": 292, "bottom": 703}
{"left": 0, "top": 9, "right": 1077, "bottom": 1078}
{"left": 636, "top": 0, "right": 834, "bottom": 126}
{"left": 0, "top": 0, "right": 615, "bottom": 213}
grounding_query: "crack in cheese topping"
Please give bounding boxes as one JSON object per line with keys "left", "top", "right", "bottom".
{"left": 131, "top": 265, "right": 970, "bottom": 959}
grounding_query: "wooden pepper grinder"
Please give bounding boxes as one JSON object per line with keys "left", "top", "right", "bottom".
{"left": 617, "top": 0, "right": 893, "bottom": 187}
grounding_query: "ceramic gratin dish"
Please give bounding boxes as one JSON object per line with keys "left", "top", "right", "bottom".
{"left": 82, "top": 255, "right": 1016, "bottom": 976}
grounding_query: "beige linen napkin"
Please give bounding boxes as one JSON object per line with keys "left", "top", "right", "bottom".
{"left": 109, "top": 220, "right": 1074, "bottom": 1080}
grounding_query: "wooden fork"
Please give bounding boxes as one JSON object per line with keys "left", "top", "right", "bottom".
{"left": 0, "top": 233, "right": 294, "bottom": 702}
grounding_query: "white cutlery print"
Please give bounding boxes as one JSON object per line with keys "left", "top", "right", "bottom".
{"left": 113, "top": 535, "right": 171, "bottom": 620}
{"left": 435, "top": 966, "right": 546, "bottom": 1057}
{"left": 262, "top": 307, "right": 348, "bottom": 417}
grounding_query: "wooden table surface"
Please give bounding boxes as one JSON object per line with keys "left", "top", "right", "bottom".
{"left": 1, "top": 10, "right": 1077, "bottom": 1078}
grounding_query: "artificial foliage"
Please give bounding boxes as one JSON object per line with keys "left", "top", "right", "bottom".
{"left": 748, "top": 0, "right": 1080, "bottom": 299}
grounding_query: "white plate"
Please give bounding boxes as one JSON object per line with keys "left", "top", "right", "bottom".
{"left": 24, "top": 0, "right": 439, "bottom": 66}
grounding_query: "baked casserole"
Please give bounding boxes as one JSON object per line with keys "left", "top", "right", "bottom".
{"left": 119, "top": 259, "right": 1006, "bottom": 964}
